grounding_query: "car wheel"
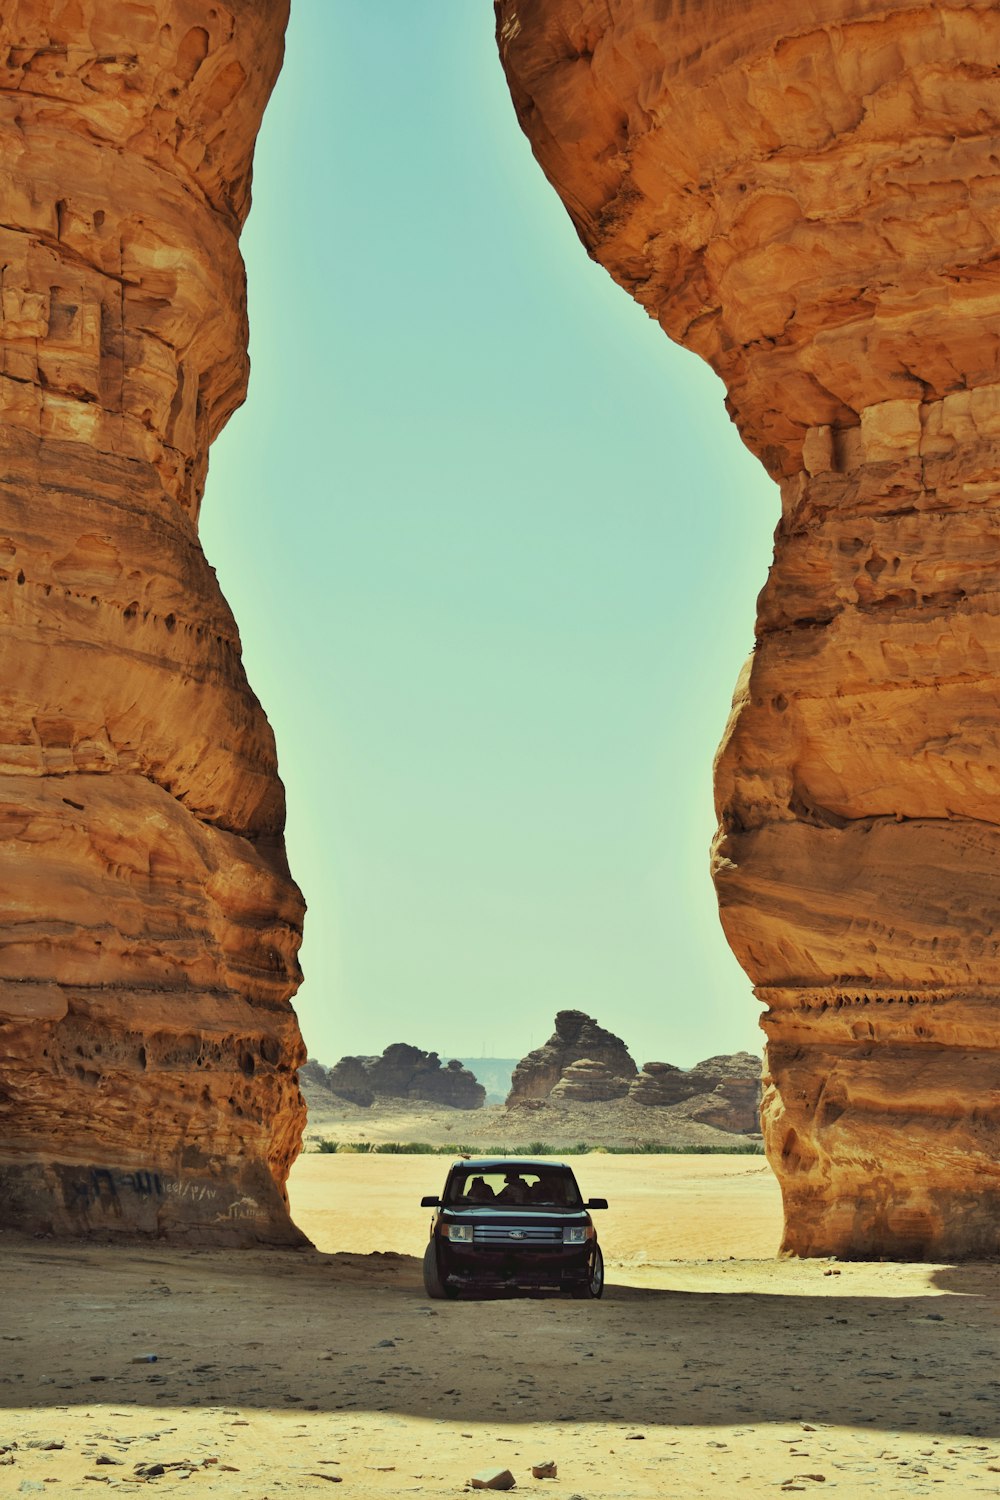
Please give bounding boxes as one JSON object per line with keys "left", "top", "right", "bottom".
{"left": 572, "top": 1244, "right": 604, "bottom": 1299}
{"left": 422, "top": 1240, "right": 457, "bottom": 1299}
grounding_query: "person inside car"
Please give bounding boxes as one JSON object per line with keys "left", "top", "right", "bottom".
{"left": 496, "top": 1172, "right": 529, "bottom": 1204}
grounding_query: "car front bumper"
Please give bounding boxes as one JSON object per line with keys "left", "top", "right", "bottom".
{"left": 438, "top": 1240, "right": 596, "bottom": 1289}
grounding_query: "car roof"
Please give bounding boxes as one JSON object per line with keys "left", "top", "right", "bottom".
{"left": 447, "top": 1157, "right": 573, "bottom": 1173}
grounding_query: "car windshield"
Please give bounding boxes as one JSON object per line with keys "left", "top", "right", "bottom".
{"left": 445, "top": 1167, "right": 582, "bottom": 1209}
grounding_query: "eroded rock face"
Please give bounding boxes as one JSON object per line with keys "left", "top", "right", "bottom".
{"left": 506, "top": 1011, "right": 637, "bottom": 1104}
{"left": 497, "top": 0, "right": 1000, "bottom": 1256}
{"left": 0, "top": 1, "right": 306, "bottom": 1244}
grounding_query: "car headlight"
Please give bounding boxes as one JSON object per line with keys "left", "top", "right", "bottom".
{"left": 443, "top": 1223, "right": 473, "bottom": 1242}
{"left": 563, "top": 1226, "right": 592, "bottom": 1244}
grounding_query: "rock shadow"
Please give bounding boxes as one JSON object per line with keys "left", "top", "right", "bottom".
{"left": 2, "top": 1239, "right": 997, "bottom": 1439}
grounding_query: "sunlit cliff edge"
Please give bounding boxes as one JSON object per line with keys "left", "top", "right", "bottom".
{"left": 0, "top": 0, "right": 306, "bottom": 1244}
{"left": 496, "top": 0, "right": 1000, "bottom": 1257}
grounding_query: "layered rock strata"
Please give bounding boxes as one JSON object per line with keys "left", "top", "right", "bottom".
{"left": 0, "top": 1, "right": 306, "bottom": 1243}
{"left": 305, "top": 1047, "right": 486, "bottom": 1111}
{"left": 506, "top": 1010, "right": 637, "bottom": 1104}
{"left": 550, "top": 1058, "right": 631, "bottom": 1101}
{"left": 497, "top": 0, "right": 1000, "bottom": 1256}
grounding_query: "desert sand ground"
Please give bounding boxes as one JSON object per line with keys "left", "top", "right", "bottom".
{"left": 2, "top": 1154, "right": 998, "bottom": 1498}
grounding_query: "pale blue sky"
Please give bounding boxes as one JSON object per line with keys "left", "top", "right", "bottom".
{"left": 203, "top": 1, "right": 780, "bottom": 1069}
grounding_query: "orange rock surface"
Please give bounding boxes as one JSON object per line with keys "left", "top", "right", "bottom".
{"left": 0, "top": 1, "right": 306, "bottom": 1243}
{"left": 497, "top": 0, "right": 1000, "bottom": 1257}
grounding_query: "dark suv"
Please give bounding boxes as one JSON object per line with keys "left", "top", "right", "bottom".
{"left": 420, "top": 1157, "right": 608, "bottom": 1299}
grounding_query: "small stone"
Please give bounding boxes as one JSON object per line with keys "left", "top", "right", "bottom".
{"left": 470, "top": 1468, "right": 516, "bottom": 1490}
{"left": 95, "top": 1455, "right": 123, "bottom": 1466}
{"left": 531, "top": 1459, "right": 557, "bottom": 1478}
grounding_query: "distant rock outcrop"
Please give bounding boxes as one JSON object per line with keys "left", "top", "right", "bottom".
{"left": 306, "top": 1046, "right": 485, "bottom": 1111}
{"left": 504, "top": 1015, "right": 760, "bottom": 1134}
{"left": 314, "top": 1056, "right": 374, "bottom": 1109}
{"left": 630, "top": 1053, "right": 763, "bottom": 1134}
{"left": 506, "top": 1011, "right": 637, "bottom": 1105}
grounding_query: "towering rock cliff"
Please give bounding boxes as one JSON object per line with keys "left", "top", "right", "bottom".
{"left": 0, "top": 2, "right": 306, "bottom": 1243}
{"left": 497, "top": 0, "right": 1000, "bottom": 1257}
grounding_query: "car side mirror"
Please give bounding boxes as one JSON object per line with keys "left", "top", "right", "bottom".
{"left": 420, "top": 1195, "right": 440, "bottom": 1208}
{"left": 586, "top": 1197, "right": 608, "bottom": 1210}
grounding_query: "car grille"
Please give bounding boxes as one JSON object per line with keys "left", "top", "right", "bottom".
{"left": 472, "top": 1225, "right": 564, "bottom": 1244}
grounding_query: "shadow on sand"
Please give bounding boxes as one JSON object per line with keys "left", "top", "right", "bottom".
{"left": 3, "top": 1238, "right": 997, "bottom": 1439}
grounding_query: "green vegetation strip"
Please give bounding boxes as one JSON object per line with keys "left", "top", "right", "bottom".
{"left": 312, "top": 1139, "right": 764, "bottom": 1156}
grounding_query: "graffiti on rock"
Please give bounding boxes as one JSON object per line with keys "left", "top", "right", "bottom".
{"left": 65, "top": 1166, "right": 163, "bottom": 1214}
{"left": 61, "top": 1165, "right": 259, "bottom": 1226}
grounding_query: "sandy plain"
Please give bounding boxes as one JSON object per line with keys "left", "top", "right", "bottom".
{"left": 2, "top": 1153, "right": 998, "bottom": 1499}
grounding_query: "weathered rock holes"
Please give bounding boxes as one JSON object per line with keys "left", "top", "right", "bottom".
{"left": 177, "top": 27, "right": 209, "bottom": 83}
{"left": 158, "top": 1034, "right": 201, "bottom": 1068}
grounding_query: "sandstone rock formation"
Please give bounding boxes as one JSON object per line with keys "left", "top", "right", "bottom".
{"left": 630, "top": 1054, "right": 762, "bottom": 1135}
{"left": 550, "top": 1058, "right": 631, "bottom": 1102}
{"left": 627, "top": 1063, "right": 693, "bottom": 1111}
{"left": 0, "top": 2, "right": 306, "bottom": 1243}
{"left": 506, "top": 1010, "right": 637, "bottom": 1104}
{"left": 497, "top": 0, "right": 1000, "bottom": 1256}
{"left": 307, "top": 1047, "right": 486, "bottom": 1111}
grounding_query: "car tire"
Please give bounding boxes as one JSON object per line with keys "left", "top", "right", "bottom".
{"left": 572, "top": 1244, "right": 604, "bottom": 1299}
{"left": 422, "top": 1240, "right": 457, "bottom": 1300}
